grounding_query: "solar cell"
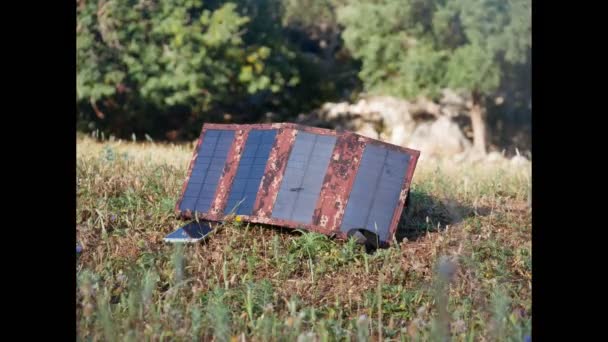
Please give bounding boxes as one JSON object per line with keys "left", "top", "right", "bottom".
{"left": 225, "top": 129, "right": 277, "bottom": 215}
{"left": 339, "top": 144, "right": 411, "bottom": 242}
{"left": 272, "top": 132, "right": 336, "bottom": 224}
{"left": 179, "top": 129, "right": 235, "bottom": 213}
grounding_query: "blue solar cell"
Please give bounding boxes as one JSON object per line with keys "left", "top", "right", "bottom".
{"left": 196, "top": 156, "right": 211, "bottom": 164}
{"left": 179, "top": 130, "right": 235, "bottom": 213}
{"left": 179, "top": 197, "right": 197, "bottom": 210}
{"left": 225, "top": 129, "right": 278, "bottom": 215}
{"left": 253, "top": 157, "right": 268, "bottom": 165}
{"left": 184, "top": 185, "right": 201, "bottom": 198}
{"left": 340, "top": 144, "right": 411, "bottom": 242}
{"left": 271, "top": 132, "right": 336, "bottom": 224}
{"left": 206, "top": 130, "right": 220, "bottom": 137}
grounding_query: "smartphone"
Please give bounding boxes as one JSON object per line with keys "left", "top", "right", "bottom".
{"left": 163, "top": 220, "right": 214, "bottom": 243}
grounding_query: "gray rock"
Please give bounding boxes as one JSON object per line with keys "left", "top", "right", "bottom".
{"left": 510, "top": 155, "right": 530, "bottom": 166}
{"left": 486, "top": 151, "right": 506, "bottom": 162}
{"left": 297, "top": 92, "right": 476, "bottom": 157}
{"left": 407, "top": 116, "right": 471, "bottom": 157}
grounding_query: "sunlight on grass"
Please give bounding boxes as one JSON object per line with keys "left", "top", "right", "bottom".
{"left": 77, "top": 136, "right": 531, "bottom": 340}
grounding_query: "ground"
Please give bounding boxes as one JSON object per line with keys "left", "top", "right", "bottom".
{"left": 76, "top": 135, "right": 531, "bottom": 341}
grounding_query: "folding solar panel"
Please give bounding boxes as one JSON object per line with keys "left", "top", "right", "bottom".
{"left": 169, "top": 123, "right": 420, "bottom": 246}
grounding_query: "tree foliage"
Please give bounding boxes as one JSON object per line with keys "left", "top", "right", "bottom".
{"left": 337, "top": 0, "right": 531, "bottom": 100}
{"left": 337, "top": 0, "right": 531, "bottom": 152}
{"left": 77, "top": 0, "right": 302, "bottom": 138}
{"left": 77, "top": 0, "right": 530, "bottom": 146}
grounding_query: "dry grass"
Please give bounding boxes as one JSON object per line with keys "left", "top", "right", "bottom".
{"left": 76, "top": 135, "right": 531, "bottom": 341}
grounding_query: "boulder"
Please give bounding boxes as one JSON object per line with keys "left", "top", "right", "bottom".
{"left": 297, "top": 93, "right": 476, "bottom": 157}
{"left": 407, "top": 116, "right": 472, "bottom": 157}
{"left": 486, "top": 151, "right": 506, "bottom": 163}
{"left": 510, "top": 155, "right": 530, "bottom": 166}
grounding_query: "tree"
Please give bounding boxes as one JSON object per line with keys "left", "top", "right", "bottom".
{"left": 281, "top": 0, "right": 363, "bottom": 106}
{"left": 77, "top": 0, "right": 300, "bottom": 139}
{"left": 282, "top": 0, "right": 343, "bottom": 60}
{"left": 337, "top": 0, "right": 531, "bottom": 154}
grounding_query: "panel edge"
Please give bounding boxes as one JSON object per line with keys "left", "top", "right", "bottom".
{"left": 312, "top": 132, "right": 366, "bottom": 232}
{"left": 386, "top": 150, "right": 420, "bottom": 245}
{"left": 174, "top": 124, "right": 208, "bottom": 218}
{"left": 252, "top": 127, "right": 297, "bottom": 218}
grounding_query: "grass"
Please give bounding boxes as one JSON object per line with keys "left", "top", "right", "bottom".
{"left": 76, "top": 135, "right": 531, "bottom": 341}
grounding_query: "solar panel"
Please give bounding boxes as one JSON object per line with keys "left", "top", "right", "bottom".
{"left": 339, "top": 144, "right": 411, "bottom": 242}
{"left": 178, "top": 129, "right": 235, "bottom": 213}
{"left": 272, "top": 132, "right": 336, "bottom": 223}
{"left": 225, "top": 129, "right": 277, "bottom": 215}
{"left": 170, "top": 123, "right": 420, "bottom": 246}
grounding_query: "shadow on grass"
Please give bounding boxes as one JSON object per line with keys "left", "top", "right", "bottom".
{"left": 396, "top": 189, "right": 491, "bottom": 242}
{"left": 204, "top": 189, "right": 490, "bottom": 248}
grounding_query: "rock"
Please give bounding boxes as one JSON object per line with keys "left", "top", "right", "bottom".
{"left": 407, "top": 116, "right": 472, "bottom": 157}
{"left": 297, "top": 92, "right": 476, "bottom": 157}
{"left": 323, "top": 102, "right": 350, "bottom": 120}
{"left": 439, "top": 89, "right": 470, "bottom": 117}
{"left": 486, "top": 151, "right": 506, "bottom": 162}
{"left": 359, "top": 96, "right": 417, "bottom": 146}
{"left": 510, "top": 155, "right": 530, "bottom": 166}
{"left": 440, "top": 89, "right": 468, "bottom": 107}
{"left": 386, "top": 124, "right": 408, "bottom": 147}
{"left": 298, "top": 95, "right": 418, "bottom": 146}
{"left": 453, "top": 152, "right": 469, "bottom": 163}
{"left": 467, "top": 151, "right": 487, "bottom": 163}
{"left": 411, "top": 96, "right": 442, "bottom": 117}
{"left": 356, "top": 123, "right": 379, "bottom": 139}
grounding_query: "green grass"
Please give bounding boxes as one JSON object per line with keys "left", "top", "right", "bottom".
{"left": 77, "top": 136, "right": 531, "bottom": 341}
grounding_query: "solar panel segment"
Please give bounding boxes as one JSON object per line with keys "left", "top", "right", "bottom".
{"left": 339, "top": 144, "right": 411, "bottom": 242}
{"left": 225, "top": 129, "right": 277, "bottom": 215}
{"left": 179, "top": 129, "right": 235, "bottom": 213}
{"left": 271, "top": 132, "right": 336, "bottom": 224}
